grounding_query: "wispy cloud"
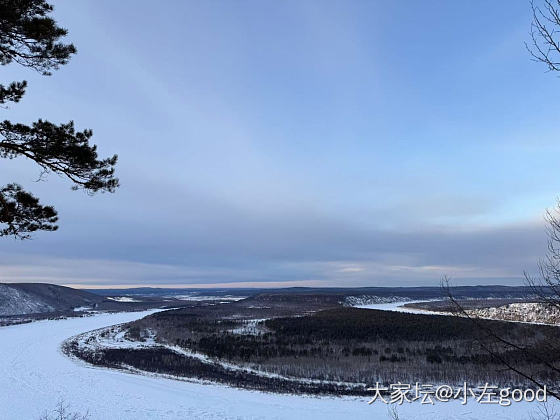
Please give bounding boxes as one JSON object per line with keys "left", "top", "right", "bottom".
{"left": 0, "top": 1, "right": 557, "bottom": 287}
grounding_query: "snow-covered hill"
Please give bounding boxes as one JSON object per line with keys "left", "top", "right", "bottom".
{"left": 343, "top": 295, "right": 412, "bottom": 306}
{"left": 0, "top": 283, "right": 105, "bottom": 316}
{"left": 466, "top": 302, "right": 560, "bottom": 324}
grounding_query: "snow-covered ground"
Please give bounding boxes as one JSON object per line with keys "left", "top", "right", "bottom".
{"left": 170, "top": 295, "right": 247, "bottom": 301}
{"left": 107, "top": 296, "right": 141, "bottom": 303}
{"left": 356, "top": 299, "right": 560, "bottom": 325}
{"left": 0, "top": 283, "right": 54, "bottom": 315}
{"left": 0, "top": 309, "right": 554, "bottom": 420}
{"left": 354, "top": 299, "right": 448, "bottom": 315}
{"left": 67, "top": 322, "right": 366, "bottom": 389}
{"left": 466, "top": 302, "right": 560, "bottom": 325}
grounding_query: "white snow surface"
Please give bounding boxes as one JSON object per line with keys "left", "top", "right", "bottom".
{"left": 466, "top": 302, "right": 560, "bottom": 325}
{"left": 354, "top": 299, "right": 448, "bottom": 315}
{"left": 107, "top": 296, "right": 141, "bottom": 303}
{"left": 171, "top": 295, "right": 246, "bottom": 301}
{"left": 0, "top": 309, "right": 554, "bottom": 420}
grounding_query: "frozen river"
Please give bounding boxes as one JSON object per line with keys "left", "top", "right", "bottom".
{"left": 353, "top": 299, "right": 448, "bottom": 314}
{"left": 0, "top": 308, "right": 552, "bottom": 419}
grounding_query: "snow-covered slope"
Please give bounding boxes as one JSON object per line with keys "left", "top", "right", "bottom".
{"left": 466, "top": 302, "right": 560, "bottom": 324}
{"left": 0, "top": 283, "right": 105, "bottom": 315}
{"left": 0, "top": 284, "right": 54, "bottom": 315}
{"left": 344, "top": 295, "right": 412, "bottom": 306}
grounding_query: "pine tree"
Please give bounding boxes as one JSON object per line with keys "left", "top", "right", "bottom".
{"left": 0, "top": 0, "right": 118, "bottom": 239}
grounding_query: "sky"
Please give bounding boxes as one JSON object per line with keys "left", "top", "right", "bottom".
{"left": 1, "top": 0, "right": 560, "bottom": 288}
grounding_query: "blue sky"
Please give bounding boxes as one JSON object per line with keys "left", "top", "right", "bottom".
{"left": 1, "top": 0, "right": 560, "bottom": 288}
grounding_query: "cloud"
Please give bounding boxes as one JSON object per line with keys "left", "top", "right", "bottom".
{"left": 1, "top": 1, "right": 556, "bottom": 288}
{"left": 337, "top": 266, "right": 366, "bottom": 273}
{"left": 0, "top": 214, "right": 545, "bottom": 287}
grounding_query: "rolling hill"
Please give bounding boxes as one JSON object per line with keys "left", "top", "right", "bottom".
{"left": 0, "top": 283, "right": 106, "bottom": 316}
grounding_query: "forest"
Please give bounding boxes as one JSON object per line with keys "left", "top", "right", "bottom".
{"left": 64, "top": 293, "right": 560, "bottom": 395}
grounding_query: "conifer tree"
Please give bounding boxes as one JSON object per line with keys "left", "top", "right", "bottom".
{"left": 0, "top": 0, "right": 118, "bottom": 239}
